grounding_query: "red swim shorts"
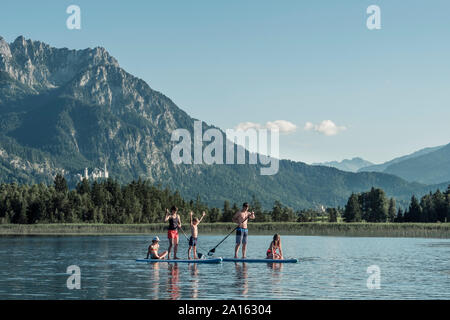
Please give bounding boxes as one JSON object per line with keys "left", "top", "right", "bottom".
{"left": 168, "top": 229, "right": 178, "bottom": 239}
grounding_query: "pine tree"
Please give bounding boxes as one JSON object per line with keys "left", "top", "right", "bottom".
{"left": 222, "top": 200, "right": 232, "bottom": 222}
{"left": 231, "top": 203, "right": 239, "bottom": 215}
{"left": 209, "top": 207, "right": 222, "bottom": 222}
{"left": 76, "top": 179, "right": 91, "bottom": 195}
{"left": 396, "top": 208, "right": 404, "bottom": 223}
{"left": 368, "top": 188, "right": 388, "bottom": 222}
{"left": 361, "top": 188, "right": 374, "bottom": 221}
{"left": 282, "top": 207, "right": 296, "bottom": 222}
{"left": 327, "top": 208, "right": 338, "bottom": 222}
{"left": 446, "top": 185, "right": 450, "bottom": 222}
{"left": 420, "top": 193, "right": 434, "bottom": 222}
{"left": 343, "top": 193, "right": 361, "bottom": 222}
{"left": 251, "top": 195, "right": 264, "bottom": 222}
{"left": 432, "top": 190, "right": 446, "bottom": 222}
{"left": 408, "top": 195, "right": 422, "bottom": 222}
{"left": 54, "top": 174, "right": 68, "bottom": 194}
{"left": 388, "top": 198, "right": 396, "bottom": 222}
{"left": 271, "top": 201, "right": 283, "bottom": 222}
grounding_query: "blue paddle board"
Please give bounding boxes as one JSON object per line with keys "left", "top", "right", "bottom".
{"left": 136, "top": 257, "right": 223, "bottom": 264}
{"left": 223, "top": 258, "right": 298, "bottom": 263}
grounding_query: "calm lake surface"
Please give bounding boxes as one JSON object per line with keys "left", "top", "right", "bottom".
{"left": 0, "top": 235, "right": 449, "bottom": 300}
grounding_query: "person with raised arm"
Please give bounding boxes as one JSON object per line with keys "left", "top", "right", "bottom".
{"left": 232, "top": 202, "right": 255, "bottom": 259}
{"left": 188, "top": 210, "right": 206, "bottom": 259}
{"left": 165, "top": 206, "right": 181, "bottom": 259}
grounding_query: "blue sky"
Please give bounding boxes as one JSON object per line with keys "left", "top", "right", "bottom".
{"left": 1, "top": 0, "right": 449, "bottom": 164}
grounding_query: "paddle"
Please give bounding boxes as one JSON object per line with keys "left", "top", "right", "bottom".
{"left": 207, "top": 211, "right": 253, "bottom": 256}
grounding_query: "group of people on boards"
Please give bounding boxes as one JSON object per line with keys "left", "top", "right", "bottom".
{"left": 146, "top": 202, "right": 283, "bottom": 260}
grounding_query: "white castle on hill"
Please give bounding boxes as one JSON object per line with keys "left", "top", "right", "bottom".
{"left": 76, "top": 163, "right": 109, "bottom": 181}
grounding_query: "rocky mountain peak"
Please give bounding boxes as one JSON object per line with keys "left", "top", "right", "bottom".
{"left": 0, "top": 37, "right": 12, "bottom": 59}
{"left": 89, "top": 46, "right": 119, "bottom": 67}
{"left": 0, "top": 35, "right": 120, "bottom": 92}
{"left": 12, "top": 35, "right": 26, "bottom": 46}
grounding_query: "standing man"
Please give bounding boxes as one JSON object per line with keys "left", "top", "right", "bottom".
{"left": 232, "top": 202, "right": 255, "bottom": 259}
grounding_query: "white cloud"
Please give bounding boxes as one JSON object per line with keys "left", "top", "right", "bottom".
{"left": 304, "top": 120, "right": 347, "bottom": 136}
{"left": 265, "top": 120, "right": 297, "bottom": 134}
{"left": 304, "top": 122, "right": 315, "bottom": 131}
{"left": 234, "top": 122, "right": 262, "bottom": 131}
{"left": 234, "top": 120, "right": 297, "bottom": 134}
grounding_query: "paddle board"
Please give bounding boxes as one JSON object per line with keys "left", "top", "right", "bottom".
{"left": 222, "top": 258, "right": 298, "bottom": 263}
{"left": 136, "top": 257, "right": 223, "bottom": 264}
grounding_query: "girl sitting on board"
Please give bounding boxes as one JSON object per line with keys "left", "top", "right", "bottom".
{"left": 266, "top": 234, "right": 283, "bottom": 260}
{"left": 146, "top": 236, "right": 168, "bottom": 260}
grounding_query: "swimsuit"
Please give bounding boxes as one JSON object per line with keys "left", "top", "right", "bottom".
{"left": 150, "top": 245, "right": 159, "bottom": 259}
{"left": 267, "top": 243, "right": 280, "bottom": 256}
{"left": 236, "top": 227, "right": 248, "bottom": 244}
{"left": 189, "top": 236, "right": 197, "bottom": 246}
{"left": 168, "top": 216, "right": 179, "bottom": 239}
{"left": 168, "top": 229, "right": 178, "bottom": 239}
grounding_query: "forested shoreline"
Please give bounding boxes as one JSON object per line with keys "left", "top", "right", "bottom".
{"left": 0, "top": 175, "right": 449, "bottom": 225}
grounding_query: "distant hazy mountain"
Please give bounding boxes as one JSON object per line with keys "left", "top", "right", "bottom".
{"left": 358, "top": 145, "right": 445, "bottom": 173}
{"left": 357, "top": 144, "right": 450, "bottom": 185}
{"left": 0, "top": 35, "right": 446, "bottom": 209}
{"left": 313, "top": 157, "right": 374, "bottom": 173}
{"left": 381, "top": 143, "right": 450, "bottom": 184}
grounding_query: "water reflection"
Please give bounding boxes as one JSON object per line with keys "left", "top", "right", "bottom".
{"left": 188, "top": 263, "right": 199, "bottom": 299}
{"left": 267, "top": 263, "right": 284, "bottom": 298}
{"left": 267, "top": 263, "right": 284, "bottom": 272}
{"left": 150, "top": 263, "right": 160, "bottom": 298}
{"left": 167, "top": 263, "right": 180, "bottom": 300}
{"left": 234, "top": 263, "right": 248, "bottom": 297}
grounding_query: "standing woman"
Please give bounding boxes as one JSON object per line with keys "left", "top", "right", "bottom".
{"left": 165, "top": 206, "right": 181, "bottom": 259}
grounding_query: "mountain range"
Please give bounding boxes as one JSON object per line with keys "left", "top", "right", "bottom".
{"left": 0, "top": 35, "right": 448, "bottom": 209}
{"left": 358, "top": 144, "right": 450, "bottom": 184}
{"left": 313, "top": 157, "right": 374, "bottom": 173}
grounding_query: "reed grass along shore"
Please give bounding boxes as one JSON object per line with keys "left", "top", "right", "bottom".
{"left": 0, "top": 223, "right": 449, "bottom": 238}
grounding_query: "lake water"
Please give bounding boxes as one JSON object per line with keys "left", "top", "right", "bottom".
{"left": 0, "top": 234, "right": 449, "bottom": 300}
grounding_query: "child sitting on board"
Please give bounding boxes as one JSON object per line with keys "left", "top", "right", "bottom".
{"left": 188, "top": 211, "right": 206, "bottom": 259}
{"left": 146, "top": 236, "right": 168, "bottom": 260}
{"left": 266, "top": 234, "right": 283, "bottom": 260}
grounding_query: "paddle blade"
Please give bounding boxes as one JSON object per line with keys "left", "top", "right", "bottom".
{"left": 207, "top": 249, "right": 215, "bottom": 256}
{"left": 198, "top": 253, "right": 203, "bottom": 259}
